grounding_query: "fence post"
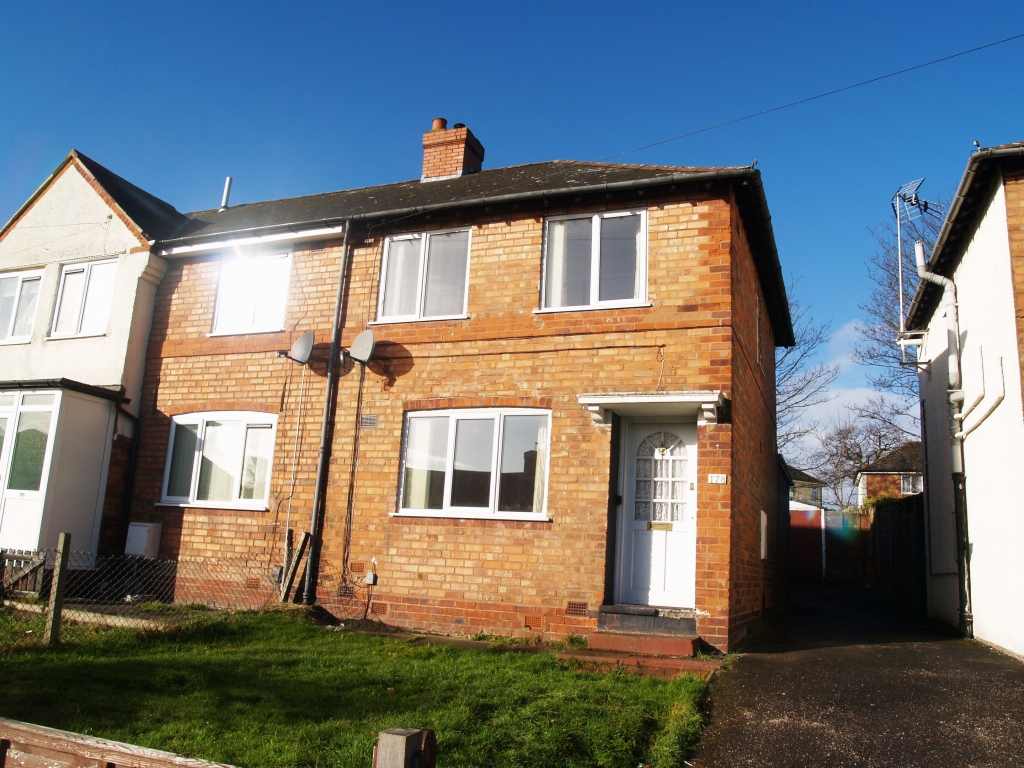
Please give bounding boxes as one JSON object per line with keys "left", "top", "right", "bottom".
{"left": 43, "top": 533, "right": 70, "bottom": 646}
{"left": 372, "top": 728, "right": 435, "bottom": 768}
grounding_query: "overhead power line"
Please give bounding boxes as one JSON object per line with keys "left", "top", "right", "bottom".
{"left": 601, "top": 32, "right": 1024, "bottom": 161}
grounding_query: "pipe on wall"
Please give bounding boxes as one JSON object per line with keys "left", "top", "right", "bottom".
{"left": 304, "top": 221, "right": 352, "bottom": 604}
{"left": 915, "top": 239, "right": 973, "bottom": 637}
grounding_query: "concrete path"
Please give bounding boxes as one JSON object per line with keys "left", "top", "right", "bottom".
{"left": 691, "top": 584, "right": 1024, "bottom": 767}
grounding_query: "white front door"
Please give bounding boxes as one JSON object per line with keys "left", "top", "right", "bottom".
{"left": 616, "top": 421, "right": 698, "bottom": 608}
{"left": 0, "top": 391, "right": 59, "bottom": 550}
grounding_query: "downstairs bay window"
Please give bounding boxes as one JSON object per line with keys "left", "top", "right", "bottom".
{"left": 398, "top": 409, "right": 551, "bottom": 520}
{"left": 160, "top": 412, "right": 277, "bottom": 509}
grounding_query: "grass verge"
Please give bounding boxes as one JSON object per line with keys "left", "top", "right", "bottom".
{"left": 0, "top": 608, "right": 705, "bottom": 768}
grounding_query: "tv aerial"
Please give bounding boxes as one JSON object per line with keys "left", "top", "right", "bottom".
{"left": 278, "top": 331, "right": 315, "bottom": 365}
{"left": 892, "top": 179, "right": 945, "bottom": 362}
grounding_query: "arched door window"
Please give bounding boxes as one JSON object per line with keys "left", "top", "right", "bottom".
{"left": 634, "top": 431, "right": 687, "bottom": 522}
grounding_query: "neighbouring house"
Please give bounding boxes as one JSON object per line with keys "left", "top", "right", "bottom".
{"left": 906, "top": 140, "right": 1024, "bottom": 658}
{"left": 121, "top": 118, "right": 793, "bottom": 651}
{"left": 787, "top": 466, "right": 826, "bottom": 581}
{"left": 0, "top": 151, "right": 181, "bottom": 557}
{"left": 855, "top": 442, "right": 923, "bottom": 508}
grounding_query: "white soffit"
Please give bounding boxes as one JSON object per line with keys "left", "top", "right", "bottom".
{"left": 578, "top": 391, "right": 725, "bottom": 424}
{"left": 156, "top": 225, "right": 345, "bottom": 256}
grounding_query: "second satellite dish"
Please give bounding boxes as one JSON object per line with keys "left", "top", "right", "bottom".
{"left": 288, "top": 331, "right": 315, "bottom": 366}
{"left": 348, "top": 329, "right": 375, "bottom": 364}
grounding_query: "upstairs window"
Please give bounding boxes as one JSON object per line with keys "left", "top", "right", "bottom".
{"left": 51, "top": 259, "right": 118, "bottom": 337}
{"left": 399, "top": 409, "right": 550, "bottom": 520}
{"left": 213, "top": 253, "right": 291, "bottom": 335}
{"left": 542, "top": 210, "right": 647, "bottom": 310}
{"left": 161, "top": 412, "right": 278, "bottom": 509}
{"left": 0, "top": 270, "right": 43, "bottom": 344}
{"left": 377, "top": 229, "right": 471, "bottom": 322}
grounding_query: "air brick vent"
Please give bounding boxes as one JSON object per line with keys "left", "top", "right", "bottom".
{"left": 360, "top": 414, "right": 378, "bottom": 429}
{"left": 370, "top": 602, "right": 388, "bottom": 616}
{"left": 350, "top": 562, "right": 365, "bottom": 573}
{"left": 566, "top": 601, "right": 588, "bottom": 617}
{"left": 338, "top": 585, "right": 355, "bottom": 599}
{"left": 245, "top": 577, "right": 260, "bottom": 589}
{"left": 524, "top": 615, "right": 543, "bottom": 631}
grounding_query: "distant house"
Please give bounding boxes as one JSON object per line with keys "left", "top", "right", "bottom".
{"left": 855, "top": 442, "right": 923, "bottom": 508}
{"left": 0, "top": 151, "right": 181, "bottom": 556}
{"left": 789, "top": 466, "right": 825, "bottom": 508}
{"left": 905, "top": 140, "right": 1024, "bottom": 657}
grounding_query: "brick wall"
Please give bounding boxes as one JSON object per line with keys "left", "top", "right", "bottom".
{"left": 1003, "top": 169, "right": 1024, "bottom": 420}
{"left": 95, "top": 434, "right": 133, "bottom": 557}
{"left": 131, "top": 183, "right": 781, "bottom": 649}
{"left": 725, "top": 191, "right": 780, "bottom": 647}
{"left": 864, "top": 473, "right": 903, "bottom": 502}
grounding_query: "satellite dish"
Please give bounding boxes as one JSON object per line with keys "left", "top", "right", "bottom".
{"left": 288, "top": 331, "right": 315, "bottom": 366}
{"left": 348, "top": 329, "right": 375, "bottom": 364}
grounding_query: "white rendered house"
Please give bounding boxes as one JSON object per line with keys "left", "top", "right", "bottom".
{"left": 905, "top": 141, "right": 1024, "bottom": 659}
{"left": 0, "top": 151, "right": 181, "bottom": 556}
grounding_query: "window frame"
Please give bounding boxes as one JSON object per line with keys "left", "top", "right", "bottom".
{"left": 49, "top": 258, "right": 119, "bottom": 339}
{"left": 210, "top": 252, "right": 293, "bottom": 337}
{"left": 159, "top": 411, "right": 278, "bottom": 510}
{"left": 374, "top": 227, "right": 473, "bottom": 324}
{"left": 901, "top": 474, "right": 923, "bottom": 495}
{"left": 395, "top": 408, "right": 552, "bottom": 522}
{"left": 537, "top": 209, "right": 649, "bottom": 313}
{"left": 0, "top": 269, "right": 44, "bottom": 345}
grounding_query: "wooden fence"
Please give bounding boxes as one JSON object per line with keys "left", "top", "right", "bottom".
{"left": 0, "top": 717, "right": 237, "bottom": 768}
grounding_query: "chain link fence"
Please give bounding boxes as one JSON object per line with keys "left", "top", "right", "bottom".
{"left": 1, "top": 548, "right": 283, "bottom": 645}
{"left": 1, "top": 543, "right": 383, "bottom": 647}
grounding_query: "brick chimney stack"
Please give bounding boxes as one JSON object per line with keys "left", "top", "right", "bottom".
{"left": 421, "top": 118, "right": 485, "bottom": 182}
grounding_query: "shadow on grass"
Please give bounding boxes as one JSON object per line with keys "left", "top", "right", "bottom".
{"left": 0, "top": 612, "right": 705, "bottom": 768}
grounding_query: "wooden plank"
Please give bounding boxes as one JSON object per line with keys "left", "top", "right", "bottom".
{"left": 280, "top": 531, "right": 309, "bottom": 603}
{"left": 0, "top": 718, "right": 237, "bottom": 768}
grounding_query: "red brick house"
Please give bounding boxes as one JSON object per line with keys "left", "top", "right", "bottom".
{"left": 128, "top": 119, "right": 793, "bottom": 651}
{"left": 855, "top": 442, "right": 923, "bottom": 508}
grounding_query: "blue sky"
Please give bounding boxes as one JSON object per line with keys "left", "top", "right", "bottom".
{"left": 3, "top": 1, "right": 1023, "bottom": 423}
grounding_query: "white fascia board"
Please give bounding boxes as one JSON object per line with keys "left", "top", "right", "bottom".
{"left": 156, "top": 225, "right": 345, "bottom": 257}
{"left": 578, "top": 390, "right": 725, "bottom": 423}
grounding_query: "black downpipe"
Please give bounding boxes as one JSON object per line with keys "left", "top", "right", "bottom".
{"left": 953, "top": 470, "right": 973, "bottom": 637}
{"left": 115, "top": 404, "right": 141, "bottom": 555}
{"left": 304, "top": 221, "right": 352, "bottom": 604}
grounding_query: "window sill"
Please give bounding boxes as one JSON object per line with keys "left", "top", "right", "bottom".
{"left": 46, "top": 333, "right": 108, "bottom": 341}
{"left": 0, "top": 338, "right": 32, "bottom": 346}
{"left": 391, "top": 510, "right": 551, "bottom": 522}
{"left": 156, "top": 501, "right": 270, "bottom": 512}
{"left": 207, "top": 329, "right": 286, "bottom": 338}
{"left": 369, "top": 315, "right": 469, "bottom": 326}
{"left": 533, "top": 302, "right": 651, "bottom": 315}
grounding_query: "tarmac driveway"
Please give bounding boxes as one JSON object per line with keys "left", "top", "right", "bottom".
{"left": 691, "top": 584, "right": 1024, "bottom": 767}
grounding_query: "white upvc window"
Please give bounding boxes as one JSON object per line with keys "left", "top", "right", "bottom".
{"left": 50, "top": 259, "right": 118, "bottom": 338}
{"left": 160, "top": 411, "right": 278, "bottom": 509}
{"left": 212, "top": 253, "right": 292, "bottom": 335}
{"left": 397, "top": 408, "right": 551, "bottom": 521}
{"left": 540, "top": 210, "right": 648, "bottom": 311}
{"left": 901, "top": 474, "right": 923, "bottom": 494}
{"left": 376, "top": 228, "right": 471, "bottom": 322}
{"left": 0, "top": 269, "right": 44, "bottom": 344}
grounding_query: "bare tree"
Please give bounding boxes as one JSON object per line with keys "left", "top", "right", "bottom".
{"left": 776, "top": 287, "right": 839, "bottom": 453}
{"left": 805, "top": 411, "right": 909, "bottom": 509}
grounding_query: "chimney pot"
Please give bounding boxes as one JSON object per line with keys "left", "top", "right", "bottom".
{"left": 431, "top": 117, "right": 448, "bottom": 131}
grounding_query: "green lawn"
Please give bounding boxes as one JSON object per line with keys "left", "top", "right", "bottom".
{"left": 0, "top": 608, "right": 705, "bottom": 768}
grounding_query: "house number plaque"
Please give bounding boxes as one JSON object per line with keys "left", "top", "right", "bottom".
{"left": 707, "top": 474, "right": 728, "bottom": 484}
{"left": 647, "top": 522, "right": 672, "bottom": 531}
